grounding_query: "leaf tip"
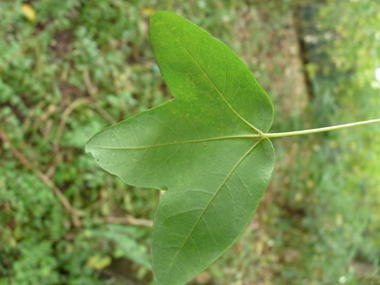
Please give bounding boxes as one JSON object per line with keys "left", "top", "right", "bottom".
{"left": 84, "top": 140, "right": 92, "bottom": 154}
{"left": 149, "top": 10, "right": 178, "bottom": 26}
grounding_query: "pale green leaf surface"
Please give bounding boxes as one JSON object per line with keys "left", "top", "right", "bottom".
{"left": 86, "top": 11, "right": 275, "bottom": 285}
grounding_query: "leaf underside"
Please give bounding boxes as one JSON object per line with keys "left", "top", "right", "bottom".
{"left": 86, "top": 11, "right": 275, "bottom": 285}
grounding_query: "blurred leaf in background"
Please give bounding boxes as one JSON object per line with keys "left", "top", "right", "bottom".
{"left": 20, "top": 3, "right": 36, "bottom": 22}
{"left": 0, "top": 0, "right": 379, "bottom": 284}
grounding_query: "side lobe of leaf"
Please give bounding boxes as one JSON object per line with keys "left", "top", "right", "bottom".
{"left": 151, "top": 139, "right": 274, "bottom": 284}
{"left": 149, "top": 11, "right": 273, "bottom": 133}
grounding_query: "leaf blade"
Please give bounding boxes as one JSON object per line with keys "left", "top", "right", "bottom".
{"left": 86, "top": 11, "right": 275, "bottom": 285}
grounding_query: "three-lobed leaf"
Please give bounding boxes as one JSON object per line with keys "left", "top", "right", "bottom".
{"left": 86, "top": 11, "right": 275, "bottom": 284}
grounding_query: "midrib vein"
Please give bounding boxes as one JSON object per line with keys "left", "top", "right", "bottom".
{"left": 160, "top": 22, "right": 263, "bottom": 134}
{"left": 91, "top": 134, "right": 260, "bottom": 150}
{"left": 166, "top": 139, "right": 262, "bottom": 273}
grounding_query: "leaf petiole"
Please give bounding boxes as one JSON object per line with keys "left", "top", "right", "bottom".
{"left": 262, "top": 118, "right": 380, "bottom": 138}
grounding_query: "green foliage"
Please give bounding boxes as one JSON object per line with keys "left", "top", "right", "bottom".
{"left": 313, "top": 0, "right": 380, "bottom": 275}
{"left": 0, "top": 0, "right": 157, "bottom": 283}
{"left": 87, "top": 10, "right": 380, "bottom": 284}
{"left": 1, "top": 0, "right": 379, "bottom": 284}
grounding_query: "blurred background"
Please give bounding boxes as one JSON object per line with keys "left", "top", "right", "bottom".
{"left": 1, "top": 0, "right": 380, "bottom": 284}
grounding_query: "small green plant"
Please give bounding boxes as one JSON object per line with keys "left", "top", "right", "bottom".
{"left": 86, "top": 11, "right": 380, "bottom": 284}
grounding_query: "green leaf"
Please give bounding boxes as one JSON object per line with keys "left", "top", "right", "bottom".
{"left": 86, "top": 11, "right": 275, "bottom": 284}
